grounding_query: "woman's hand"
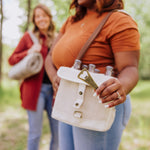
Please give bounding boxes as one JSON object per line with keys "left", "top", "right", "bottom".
{"left": 28, "top": 44, "right": 41, "bottom": 54}
{"left": 95, "top": 50, "right": 140, "bottom": 108}
{"left": 95, "top": 78, "right": 126, "bottom": 108}
{"left": 51, "top": 74, "right": 61, "bottom": 98}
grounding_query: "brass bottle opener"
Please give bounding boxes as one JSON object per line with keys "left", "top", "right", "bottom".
{"left": 77, "top": 68, "right": 98, "bottom": 89}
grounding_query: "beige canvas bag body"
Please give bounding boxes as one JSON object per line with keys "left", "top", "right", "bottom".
{"left": 52, "top": 11, "right": 117, "bottom": 131}
{"left": 8, "top": 31, "right": 43, "bottom": 80}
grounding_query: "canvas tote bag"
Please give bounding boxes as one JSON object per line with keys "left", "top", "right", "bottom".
{"left": 52, "top": 12, "right": 116, "bottom": 131}
{"left": 8, "top": 31, "right": 43, "bottom": 80}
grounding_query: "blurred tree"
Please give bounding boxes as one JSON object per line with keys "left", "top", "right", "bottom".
{"left": 0, "top": 0, "right": 3, "bottom": 85}
{"left": 19, "top": 0, "right": 39, "bottom": 32}
{"left": 26, "top": 0, "right": 31, "bottom": 31}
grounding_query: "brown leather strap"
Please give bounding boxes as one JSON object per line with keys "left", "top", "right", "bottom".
{"left": 76, "top": 11, "right": 114, "bottom": 60}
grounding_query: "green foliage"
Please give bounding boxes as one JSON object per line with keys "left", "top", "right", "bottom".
{"left": 0, "top": 80, "right": 20, "bottom": 111}
{"left": 125, "top": 0, "right": 150, "bottom": 79}
{"left": 2, "top": 44, "right": 15, "bottom": 77}
{"left": 130, "top": 80, "right": 150, "bottom": 100}
{"left": 51, "top": 0, "right": 71, "bottom": 31}
{"left": 119, "top": 80, "right": 150, "bottom": 149}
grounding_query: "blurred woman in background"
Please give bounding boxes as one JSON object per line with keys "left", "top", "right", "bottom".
{"left": 8, "top": 4, "right": 58, "bottom": 150}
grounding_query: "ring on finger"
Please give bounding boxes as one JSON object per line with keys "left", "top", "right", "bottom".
{"left": 116, "top": 91, "right": 121, "bottom": 99}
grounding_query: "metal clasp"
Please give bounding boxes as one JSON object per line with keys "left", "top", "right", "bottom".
{"left": 77, "top": 68, "right": 98, "bottom": 89}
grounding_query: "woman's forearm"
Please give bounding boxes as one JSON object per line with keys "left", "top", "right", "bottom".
{"left": 45, "top": 32, "right": 63, "bottom": 81}
{"left": 118, "top": 66, "right": 139, "bottom": 95}
{"left": 45, "top": 52, "right": 57, "bottom": 83}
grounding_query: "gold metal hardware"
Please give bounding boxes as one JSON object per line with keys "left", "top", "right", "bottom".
{"left": 77, "top": 68, "right": 98, "bottom": 89}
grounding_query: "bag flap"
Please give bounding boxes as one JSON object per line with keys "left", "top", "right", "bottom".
{"left": 57, "top": 66, "right": 114, "bottom": 86}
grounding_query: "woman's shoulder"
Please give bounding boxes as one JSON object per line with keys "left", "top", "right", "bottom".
{"left": 63, "top": 16, "right": 73, "bottom": 26}
{"left": 105, "top": 10, "right": 139, "bottom": 36}
{"left": 109, "top": 10, "right": 138, "bottom": 27}
{"left": 60, "top": 16, "right": 73, "bottom": 33}
{"left": 100, "top": 10, "right": 140, "bottom": 41}
{"left": 19, "top": 31, "right": 31, "bottom": 41}
{"left": 19, "top": 31, "right": 34, "bottom": 44}
{"left": 22, "top": 31, "right": 30, "bottom": 37}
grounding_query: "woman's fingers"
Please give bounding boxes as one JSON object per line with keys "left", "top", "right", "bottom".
{"left": 52, "top": 75, "right": 60, "bottom": 94}
{"left": 102, "top": 90, "right": 126, "bottom": 108}
{"left": 96, "top": 78, "right": 119, "bottom": 97}
{"left": 95, "top": 78, "right": 126, "bottom": 107}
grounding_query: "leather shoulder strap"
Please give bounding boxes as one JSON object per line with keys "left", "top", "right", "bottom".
{"left": 76, "top": 11, "right": 114, "bottom": 60}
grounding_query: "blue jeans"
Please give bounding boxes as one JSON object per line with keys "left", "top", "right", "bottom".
{"left": 59, "top": 95, "right": 131, "bottom": 150}
{"left": 27, "top": 84, "right": 59, "bottom": 150}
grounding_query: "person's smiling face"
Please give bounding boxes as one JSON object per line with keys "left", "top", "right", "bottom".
{"left": 34, "top": 8, "right": 50, "bottom": 33}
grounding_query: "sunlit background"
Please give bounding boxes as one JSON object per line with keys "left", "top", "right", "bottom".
{"left": 0, "top": 0, "right": 150, "bottom": 150}
{"left": 3, "top": 0, "right": 57, "bottom": 46}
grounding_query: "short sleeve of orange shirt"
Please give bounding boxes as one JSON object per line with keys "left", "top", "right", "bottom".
{"left": 107, "top": 12, "right": 140, "bottom": 53}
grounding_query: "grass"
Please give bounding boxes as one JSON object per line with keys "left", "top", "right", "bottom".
{"left": 0, "top": 79, "right": 50, "bottom": 150}
{"left": 0, "top": 79, "right": 150, "bottom": 150}
{"left": 120, "top": 80, "right": 150, "bottom": 150}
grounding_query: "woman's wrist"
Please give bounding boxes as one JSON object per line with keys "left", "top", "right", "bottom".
{"left": 118, "top": 67, "right": 139, "bottom": 95}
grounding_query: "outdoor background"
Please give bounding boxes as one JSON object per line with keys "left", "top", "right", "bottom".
{"left": 0, "top": 0, "right": 150, "bottom": 150}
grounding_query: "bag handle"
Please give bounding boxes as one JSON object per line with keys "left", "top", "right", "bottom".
{"left": 28, "top": 31, "right": 39, "bottom": 44}
{"left": 76, "top": 11, "right": 114, "bottom": 60}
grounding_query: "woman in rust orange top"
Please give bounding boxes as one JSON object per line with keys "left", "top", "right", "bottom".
{"left": 45, "top": 0, "right": 140, "bottom": 149}
{"left": 8, "top": 4, "right": 58, "bottom": 150}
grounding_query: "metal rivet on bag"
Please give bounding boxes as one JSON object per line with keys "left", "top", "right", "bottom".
{"left": 75, "top": 103, "right": 79, "bottom": 107}
{"left": 79, "top": 91, "right": 83, "bottom": 95}
{"left": 74, "top": 111, "right": 82, "bottom": 118}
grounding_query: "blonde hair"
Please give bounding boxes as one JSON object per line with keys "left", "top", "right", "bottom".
{"left": 32, "top": 4, "right": 55, "bottom": 48}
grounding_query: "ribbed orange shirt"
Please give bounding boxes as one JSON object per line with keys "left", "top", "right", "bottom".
{"left": 52, "top": 10, "right": 140, "bottom": 73}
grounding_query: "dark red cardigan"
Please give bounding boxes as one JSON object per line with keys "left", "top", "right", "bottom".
{"left": 8, "top": 32, "right": 48, "bottom": 111}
